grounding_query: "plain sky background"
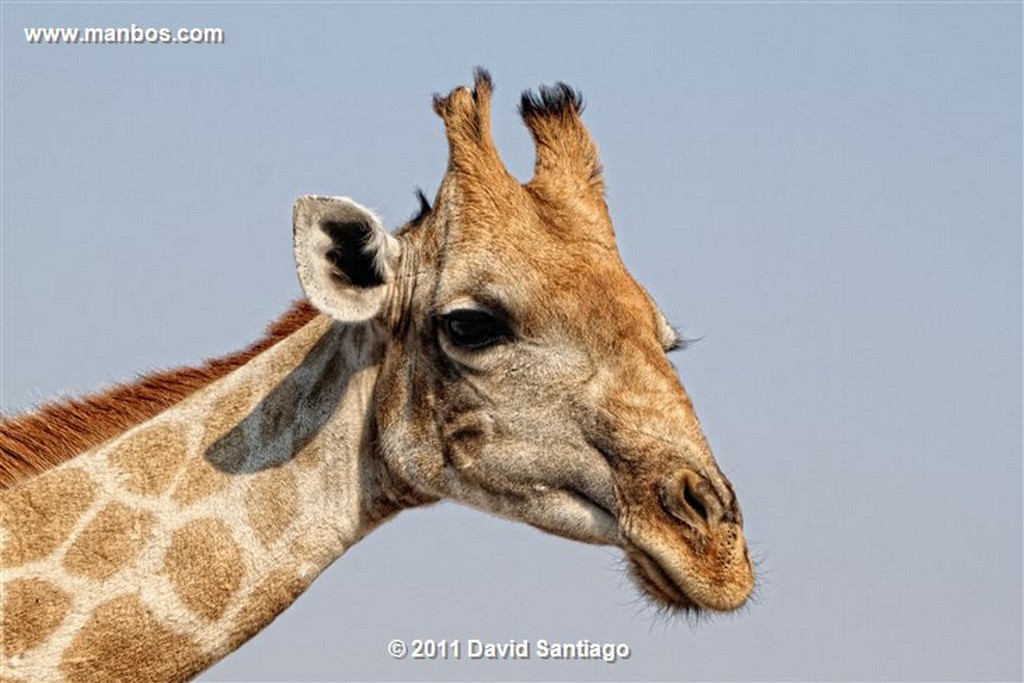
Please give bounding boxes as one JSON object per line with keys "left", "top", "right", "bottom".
{"left": 2, "top": 2, "right": 1020, "bottom": 681}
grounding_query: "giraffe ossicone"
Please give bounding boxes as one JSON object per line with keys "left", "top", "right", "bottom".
{"left": 0, "top": 69, "right": 754, "bottom": 682}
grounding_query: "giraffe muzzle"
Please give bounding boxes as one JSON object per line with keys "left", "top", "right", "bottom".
{"left": 618, "top": 465, "right": 753, "bottom": 612}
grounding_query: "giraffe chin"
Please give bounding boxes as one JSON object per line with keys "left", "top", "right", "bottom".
{"left": 624, "top": 526, "right": 755, "bottom": 613}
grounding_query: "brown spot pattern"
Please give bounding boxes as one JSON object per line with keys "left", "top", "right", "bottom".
{"left": 294, "top": 426, "right": 334, "bottom": 471}
{"left": 62, "top": 502, "right": 155, "bottom": 580}
{"left": 59, "top": 594, "right": 208, "bottom": 683}
{"left": 0, "top": 468, "right": 96, "bottom": 567}
{"left": 171, "top": 388, "right": 255, "bottom": 505}
{"left": 227, "top": 566, "right": 310, "bottom": 651}
{"left": 163, "top": 518, "right": 244, "bottom": 621}
{"left": 107, "top": 422, "right": 188, "bottom": 496}
{"left": 205, "top": 386, "right": 258, "bottom": 444}
{"left": 287, "top": 528, "right": 342, "bottom": 570}
{"left": 0, "top": 579, "right": 71, "bottom": 657}
{"left": 171, "top": 451, "right": 234, "bottom": 507}
{"left": 244, "top": 468, "right": 298, "bottom": 548}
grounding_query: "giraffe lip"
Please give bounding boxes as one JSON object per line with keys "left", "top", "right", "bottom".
{"left": 626, "top": 547, "right": 700, "bottom": 611}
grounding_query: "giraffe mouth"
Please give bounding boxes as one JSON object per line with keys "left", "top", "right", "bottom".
{"left": 623, "top": 522, "right": 755, "bottom": 613}
{"left": 565, "top": 488, "right": 720, "bottom": 612}
{"left": 626, "top": 548, "right": 701, "bottom": 611}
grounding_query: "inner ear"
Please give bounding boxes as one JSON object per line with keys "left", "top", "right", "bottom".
{"left": 293, "top": 195, "right": 397, "bottom": 323}
{"left": 322, "top": 220, "right": 385, "bottom": 288}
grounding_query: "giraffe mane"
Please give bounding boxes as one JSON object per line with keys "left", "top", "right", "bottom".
{"left": 0, "top": 300, "right": 320, "bottom": 489}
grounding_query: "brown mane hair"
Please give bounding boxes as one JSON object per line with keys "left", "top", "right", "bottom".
{"left": 0, "top": 300, "right": 320, "bottom": 489}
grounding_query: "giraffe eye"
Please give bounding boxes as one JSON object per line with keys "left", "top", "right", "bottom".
{"left": 441, "top": 309, "right": 511, "bottom": 350}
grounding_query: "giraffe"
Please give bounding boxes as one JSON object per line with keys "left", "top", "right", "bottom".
{"left": 0, "top": 70, "right": 755, "bottom": 682}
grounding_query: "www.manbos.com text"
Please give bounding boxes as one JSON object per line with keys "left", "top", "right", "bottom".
{"left": 24, "top": 24, "right": 225, "bottom": 45}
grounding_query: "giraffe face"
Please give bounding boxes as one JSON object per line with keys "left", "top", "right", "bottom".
{"left": 293, "top": 72, "right": 754, "bottom": 613}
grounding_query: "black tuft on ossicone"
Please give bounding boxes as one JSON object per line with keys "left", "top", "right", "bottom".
{"left": 433, "top": 68, "right": 494, "bottom": 116}
{"left": 409, "top": 188, "right": 433, "bottom": 225}
{"left": 519, "top": 82, "right": 584, "bottom": 119}
{"left": 472, "top": 66, "right": 493, "bottom": 94}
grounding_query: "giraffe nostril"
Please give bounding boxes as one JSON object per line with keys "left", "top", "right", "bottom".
{"left": 660, "top": 467, "right": 727, "bottom": 530}
{"left": 682, "top": 479, "right": 709, "bottom": 522}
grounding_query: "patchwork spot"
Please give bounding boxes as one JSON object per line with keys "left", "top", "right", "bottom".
{"left": 0, "top": 468, "right": 96, "bottom": 567}
{"left": 163, "top": 518, "right": 244, "bottom": 621}
{"left": 0, "top": 579, "right": 71, "bottom": 657}
{"left": 207, "top": 384, "right": 257, "bottom": 430}
{"left": 59, "top": 594, "right": 207, "bottom": 683}
{"left": 244, "top": 468, "right": 299, "bottom": 548}
{"left": 293, "top": 428, "right": 326, "bottom": 471}
{"left": 227, "top": 566, "right": 310, "bottom": 651}
{"left": 288, "top": 528, "right": 342, "bottom": 570}
{"left": 171, "top": 389, "right": 255, "bottom": 503}
{"left": 107, "top": 422, "right": 188, "bottom": 496}
{"left": 62, "top": 502, "right": 155, "bottom": 580}
{"left": 171, "top": 440, "right": 235, "bottom": 506}
{"left": 204, "top": 387, "right": 259, "bottom": 456}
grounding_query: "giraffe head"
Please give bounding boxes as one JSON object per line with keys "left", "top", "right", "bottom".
{"left": 293, "top": 70, "right": 754, "bottom": 613}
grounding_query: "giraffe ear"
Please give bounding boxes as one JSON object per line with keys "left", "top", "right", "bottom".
{"left": 293, "top": 195, "right": 400, "bottom": 322}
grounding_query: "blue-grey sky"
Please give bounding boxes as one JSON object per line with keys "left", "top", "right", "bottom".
{"left": 3, "top": 3, "right": 1020, "bottom": 681}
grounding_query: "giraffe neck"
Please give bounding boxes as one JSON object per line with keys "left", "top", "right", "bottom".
{"left": 1, "top": 314, "right": 401, "bottom": 682}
